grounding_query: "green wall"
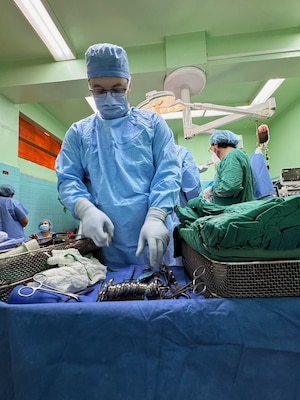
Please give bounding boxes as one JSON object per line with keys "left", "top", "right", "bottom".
{"left": 0, "top": 94, "right": 77, "bottom": 239}
{"left": 266, "top": 97, "right": 300, "bottom": 179}
{"left": 0, "top": 95, "right": 19, "bottom": 166}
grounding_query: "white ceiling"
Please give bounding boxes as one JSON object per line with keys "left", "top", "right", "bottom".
{"left": 0, "top": 0, "right": 300, "bottom": 132}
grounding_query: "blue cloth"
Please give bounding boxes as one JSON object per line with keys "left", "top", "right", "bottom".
{"left": 2, "top": 277, "right": 300, "bottom": 399}
{"left": 56, "top": 108, "right": 181, "bottom": 267}
{"left": 0, "top": 237, "right": 24, "bottom": 250}
{"left": 0, "top": 197, "right": 28, "bottom": 239}
{"left": 250, "top": 150, "right": 275, "bottom": 199}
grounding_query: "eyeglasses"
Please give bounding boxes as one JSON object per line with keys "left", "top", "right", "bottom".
{"left": 89, "top": 87, "right": 127, "bottom": 98}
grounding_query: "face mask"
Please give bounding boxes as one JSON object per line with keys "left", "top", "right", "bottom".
{"left": 39, "top": 224, "right": 49, "bottom": 232}
{"left": 210, "top": 150, "right": 221, "bottom": 164}
{"left": 94, "top": 92, "right": 129, "bottom": 120}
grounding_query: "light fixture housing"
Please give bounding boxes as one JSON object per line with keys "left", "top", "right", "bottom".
{"left": 136, "top": 90, "right": 185, "bottom": 114}
{"left": 13, "top": 0, "right": 75, "bottom": 61}
{"left": 136, "top": 67, "right": 279, "bottom": 139}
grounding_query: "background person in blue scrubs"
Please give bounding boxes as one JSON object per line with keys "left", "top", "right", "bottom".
{"left": 30, "top": 219, "right": 55, "bottom": 244}
{"left": 0, "top": 184, "right": 28, "bottom": 240}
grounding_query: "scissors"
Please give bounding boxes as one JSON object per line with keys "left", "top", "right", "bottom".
{"left": 192, "top": 266, "right": 207, "bottom": 295}
{"left": 159, "top": 264, "right": 191, "bottom": 299}
{"left": 17, "top": 273, "right": 79, "bottom": 301}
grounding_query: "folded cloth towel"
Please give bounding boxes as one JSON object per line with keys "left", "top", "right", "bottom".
{"left": 36, "top": 248, "right": 107, "bottom": 292}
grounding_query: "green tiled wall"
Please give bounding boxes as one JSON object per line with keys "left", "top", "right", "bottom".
{"left": 0, "top": 162, "right": 78, "bottom": 240}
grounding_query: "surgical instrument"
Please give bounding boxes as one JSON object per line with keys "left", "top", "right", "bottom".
{"left": 159, "top": 264, "right": 190, "bottom": 299}
{"left": 18, "top": 273, "right": 79, "bottom": 301}
{"left": 97, "top": 277, "right": 163, "bottom": 301}
{"left": 64, "top": 286, "right": 95, "bottom": 302}
{"left": 192, "top": 266, "right": 207, "bottom": 295}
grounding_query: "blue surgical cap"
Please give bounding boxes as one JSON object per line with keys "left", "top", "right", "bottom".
{"left": 0, "top": 184, "right": 15, "bottom": 197}
{"left": 85, "top": 43, "right": 130, "bottom": 80}
{"left": 38, "top": 219, "right": 52, "bottom": 229}
{"left": 209, "top": 130, "right": 240, "bottom": 146}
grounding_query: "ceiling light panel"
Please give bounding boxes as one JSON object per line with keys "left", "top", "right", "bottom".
{"left": 251, "top": 79, "right": 285, "bottom": 105}
{"left": 13, "top": 0, "right": 75, "bottom": 61}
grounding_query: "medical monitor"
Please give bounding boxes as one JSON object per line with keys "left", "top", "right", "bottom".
{"left": 280, "top": 168, "right": 300, "bottom": 187}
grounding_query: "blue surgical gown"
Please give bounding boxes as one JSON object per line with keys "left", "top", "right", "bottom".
{"left": 176, "top": 145, "right": 202, "bottom": 207}
{"left": 0, "top": 197, "right": 28, "bottom": 240}
{"left": 163, "top": 145, "right": 202, "bottom": 266}
{"left": 35, "top": 231, "right": 56, "bottom": 244}
{"left": 56, "top": 108, "right": 181, "bottom": 267}
{"left": 250, "top": 150, "right": 275, "bottom": 199}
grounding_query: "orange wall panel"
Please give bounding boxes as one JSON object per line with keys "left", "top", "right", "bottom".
{"left": 18, "top": 117, "right": 61, "bottom": 170}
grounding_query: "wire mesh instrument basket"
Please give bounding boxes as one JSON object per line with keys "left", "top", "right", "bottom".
{"left": 0, "top": 236, "right": 99, "bottom": 302}
{"left": 181, "top": 240, "right": 300, "bottom": 298}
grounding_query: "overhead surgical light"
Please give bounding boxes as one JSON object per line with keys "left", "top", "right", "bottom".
{"left": 137, "top": 66, "right": 277, "bottom": 139}
{"left": 13, "top": 0, "right": 75, "bottom": 61}
{"left": 136, "top": 90, "right": 185, "bottom": 114}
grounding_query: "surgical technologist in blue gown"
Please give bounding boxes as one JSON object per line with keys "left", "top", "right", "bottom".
{"left": 56, "top": 43, "right": 181, "bottom": 268}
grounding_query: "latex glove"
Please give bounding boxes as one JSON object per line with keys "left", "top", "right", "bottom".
{"left": 203, "top": 186, "right": 213, "bottom": 202}
{"left": 75, "top": 198, "right": 114, "bottom": 247}
{"left": 136, "top": 208, "right": 170, "bottom": 268}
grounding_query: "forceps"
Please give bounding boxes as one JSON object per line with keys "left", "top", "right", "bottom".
{"left": 17, "top": 273, "right": 79, "bottom": 301}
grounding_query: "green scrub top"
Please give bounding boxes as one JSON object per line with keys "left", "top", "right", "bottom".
{"left": 212, "top": 148, "right": 254, "bottom": 205}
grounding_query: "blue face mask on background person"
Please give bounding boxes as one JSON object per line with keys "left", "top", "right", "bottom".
{"left": 94, "top": 92, "right": 129, "bottom": 120}
{"left": 39, "top": 224, "right": 49, "bottom": 232}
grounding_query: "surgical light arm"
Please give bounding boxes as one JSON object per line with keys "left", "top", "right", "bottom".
{"left": 179, "top": 97, "right": 276, "bottom": 139}
{"left": 160, "top": 67, "right": 277, "bottom": 140}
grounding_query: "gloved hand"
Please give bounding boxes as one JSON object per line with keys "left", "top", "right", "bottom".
{"left": 136, "top": 208, "right": 170, "bottom": 268}
{"left": 75, "top": 198, "right": 114, "bottom": 247}
{"left": 203, "top": 186, "right": 213, "bottom": 202}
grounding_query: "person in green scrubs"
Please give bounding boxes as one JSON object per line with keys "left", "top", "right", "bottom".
{"left": 203, "top": 130, "right": 254, "bottom": 205}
